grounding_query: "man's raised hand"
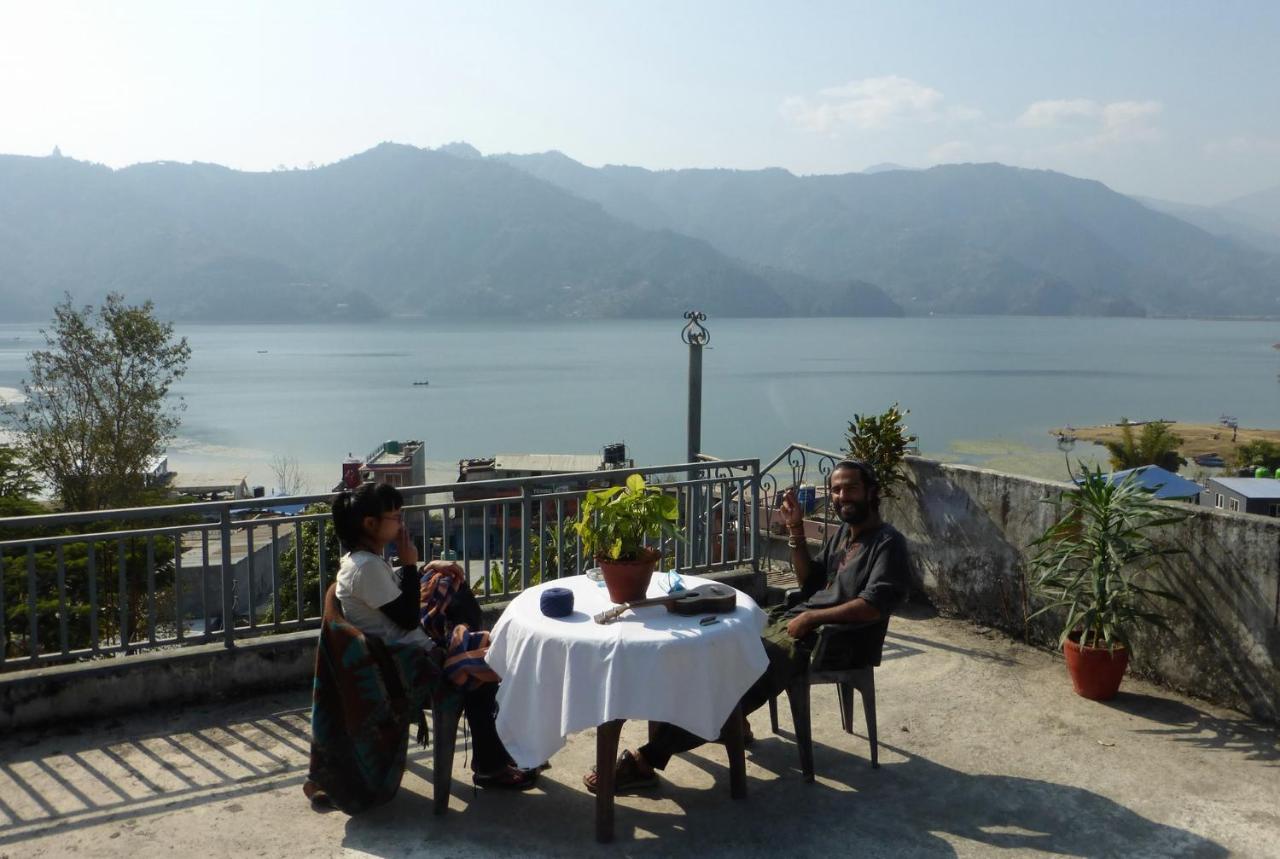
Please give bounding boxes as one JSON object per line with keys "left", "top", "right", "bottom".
{"left": 779, "top": 487, "right": 804, "bottom": 530}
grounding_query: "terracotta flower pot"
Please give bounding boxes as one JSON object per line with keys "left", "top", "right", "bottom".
{"left": 1063, "top": 634, "right": 1129, "bottom": 701}
{"left": 597, "top": 547, "right": 661, "bottom": 604}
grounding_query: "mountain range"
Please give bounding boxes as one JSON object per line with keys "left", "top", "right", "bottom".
{"left": 498, "top": 151, "right": 1280, "bottom": 318}
{"left": 1, "top": 143, "right": 1278, "bottom": 321}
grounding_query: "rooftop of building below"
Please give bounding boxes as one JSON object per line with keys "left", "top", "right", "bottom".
{"left": 2, "top": 608, "right": 1274, "bottom": 857}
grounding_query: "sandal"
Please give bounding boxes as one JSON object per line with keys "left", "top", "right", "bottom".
{"left": 303, "top": 779, "right": 333, "bottom": 808}
{"left": 583, "top": 750, "right": 659, "bottom": 795}
{"left": 472, "top": 765, "right": 539, "bottom": 791}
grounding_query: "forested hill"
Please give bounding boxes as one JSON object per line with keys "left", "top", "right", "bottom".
{"left": 499, "top": 151, "right": 1280, "bottom": 318}
{"left": 0, "top": 145, "right": 901, "bottom": 322}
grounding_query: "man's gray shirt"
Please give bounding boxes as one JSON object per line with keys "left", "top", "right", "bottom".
{"left": 787, "top": 521, "right": 911, "bottom": 618}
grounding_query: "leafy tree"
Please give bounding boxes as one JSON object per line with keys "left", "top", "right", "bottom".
{"left": 1233, "top": 440, "right": 1280, "bottom": 472}
{"left": 275, "top": 505, "right": 340, "bottom": 622}
{"left": 844, "top": 403, "right": 917, "bottom": 498}
{"left": 1104, "top": 420, "right": 1185, "bottom": 473}
{"left": 2, "top": 293, "right": 191, "bottom": 511}
{"left": 0, "top": 444, "right": 41, "bottom": 503}
{"left": 1, "top": 491, "right": 190, "bottom": 662}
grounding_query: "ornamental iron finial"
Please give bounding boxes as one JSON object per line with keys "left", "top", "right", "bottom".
{"left": 681, "top": 310, "right": 709, "bottom": 346}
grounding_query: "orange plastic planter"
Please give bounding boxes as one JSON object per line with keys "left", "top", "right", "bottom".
{"left": 1063, "top": 634, "right": 1129, "bottom": 701}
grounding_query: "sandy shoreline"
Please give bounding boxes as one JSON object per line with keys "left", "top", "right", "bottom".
{"left": 1052, "top": 420, "right": 1280, "bottom": 461}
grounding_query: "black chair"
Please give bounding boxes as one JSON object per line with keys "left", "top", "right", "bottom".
{"left": 428, "top": 692, "right": 463, "bottom": 815}
{"left": 767, "top": 588, "right": 887, "bottom": 781}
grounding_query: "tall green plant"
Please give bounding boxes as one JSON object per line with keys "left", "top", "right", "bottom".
{"left": 573, "top": 474, "right": 680, "bottom": 561}
{"left": 844, "top": 403, "right": 916, "bottom": 498}
{"left": 1104, "top": 420, "right": 1185, "bottom": 473}
{"left": 1028, "top": 466, "right": 1185, "bottom": 652}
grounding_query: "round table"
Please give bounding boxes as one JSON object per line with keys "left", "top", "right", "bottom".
{"left": 485, "top": 573, "right": 768, "bottom": 842}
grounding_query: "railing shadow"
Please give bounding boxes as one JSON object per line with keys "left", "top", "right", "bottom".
{"left": 0, "top": 702, "right": 325, "bottom": 845}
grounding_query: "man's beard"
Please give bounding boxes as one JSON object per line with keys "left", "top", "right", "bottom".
{"left": 837, "top": 500, "right": 872, "bottom": 525}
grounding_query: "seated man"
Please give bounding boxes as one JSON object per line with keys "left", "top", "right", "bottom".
{"left": 585, "top": 459, "right": 911, "bottom": 792}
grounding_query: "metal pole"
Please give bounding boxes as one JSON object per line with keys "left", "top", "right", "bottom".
{"left": 219, "top": 507, "right": 235, "bottom": 649}
{"left": 682, "top": 311, "right": 709, "bottom": 567}
{"left": 687, "top": 346, "right": 703, "bottom": 463}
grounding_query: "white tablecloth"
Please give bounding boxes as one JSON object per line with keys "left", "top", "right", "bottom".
{"left": 485, "top": 574, "right": 769, "bottom": 768}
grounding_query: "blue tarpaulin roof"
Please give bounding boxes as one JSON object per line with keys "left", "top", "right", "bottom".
{"left": 230, "top": 501, "right": 309, "bottom": 517}
{"left": 1083, "top": 465, "right": 1204, "bottom": 500}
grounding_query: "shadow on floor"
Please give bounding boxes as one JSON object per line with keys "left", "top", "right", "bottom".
{"left": 0, "top": 700, "right": 320, "bottom": 846}
{"left": 1104, "top": 692, "right": 1280, "bottom": 764}
{"left": 339, "top": 733, "right": 1227, "bottom": 858}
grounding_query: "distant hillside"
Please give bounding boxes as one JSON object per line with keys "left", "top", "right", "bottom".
{"left": 0, "top": 146, "right": 902, "bottom": 322}
{"left": 6, "top": 143, "right": 1277, "bottom": 322}
{"left": 500, "top": 153, "right": 1280, "bottom": 317}
{"left": 1220, "top": 183, "right": 1280, "bottom": 237}
{"left": 1134, "top": 195, "right": 1280, "bottom": 255}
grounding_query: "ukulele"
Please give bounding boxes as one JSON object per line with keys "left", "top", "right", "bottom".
{"left": 593, "top": 583, "right": 738, "bottom": 625}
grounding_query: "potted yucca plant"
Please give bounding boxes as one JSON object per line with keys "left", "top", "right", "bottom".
{"left": 573, "top": 474, "right": 681, "bottom": 603}
{"left": 1027, "top": 466, "right": 1185, "bottom": 700}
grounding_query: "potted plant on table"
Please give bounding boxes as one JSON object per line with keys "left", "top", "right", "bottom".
{"left": 1027, "top": 466, "right": 1185, "bottom": 701}
{"left": 573, "top": 474, "right": 681, "bottom": 603}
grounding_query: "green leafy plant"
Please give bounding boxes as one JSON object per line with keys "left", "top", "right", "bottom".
{"left": 1028, "top": 466, "right": 1185, "bottom": 652}
{"left": 573, "top": 474, "right": 681, "bottom": 561}
{"left": 844, "top": 402, "right": 917, "bottom": 498}
{"left": 1233, "top": 440, "right": 1280, "bottom": 472}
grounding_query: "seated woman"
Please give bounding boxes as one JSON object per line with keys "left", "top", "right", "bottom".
{"left": 331, "top": 482, "right": 537, "bottom": 791}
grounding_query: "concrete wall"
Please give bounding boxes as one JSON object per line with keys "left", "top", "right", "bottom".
{"left": 884, "top": 458, "right": 1280, "bottom": 722}
{"left": 0, "top": 567, "right": 765, "bottom": 732}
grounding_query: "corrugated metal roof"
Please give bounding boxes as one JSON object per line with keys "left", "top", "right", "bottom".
{"left": 1208, "top": 477, "right": 1280, "bottom": 499}
{"left": 493, "top": 454, "right": 602, "bottom": 474}
{"left": 1098, "top": 465, "right": 1204, "bottom": 500}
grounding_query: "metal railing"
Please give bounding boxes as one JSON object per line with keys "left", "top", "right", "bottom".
{"left": 0, "top": 459, "right": 760, "bottom": 670}
{"left": 753, "top": 443, "right": 846, "bottom": 547}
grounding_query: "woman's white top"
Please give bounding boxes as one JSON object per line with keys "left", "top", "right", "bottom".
{"left": 334, "top": 550, "right": 431, "bottom": 648}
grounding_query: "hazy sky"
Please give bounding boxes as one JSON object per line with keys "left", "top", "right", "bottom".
{"left": 2, "top": 1, "right": 1278, "bottom": 205}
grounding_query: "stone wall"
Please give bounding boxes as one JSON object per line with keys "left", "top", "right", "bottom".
{"left": 885, "top": 458, "right": 1280, "bottom": 722}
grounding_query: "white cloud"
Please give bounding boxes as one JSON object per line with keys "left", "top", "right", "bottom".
{"left": 782, "top": 75, "right": 948, "bottom": 132}
{"left": 1017, "top": 99, "right": 1100, "bottom": 128}
{"left": 1091, "top": 100, "right": 1163, "bottom": 147}
{"left": 1017, "top": 97, "right": 1163, "bottom": 150}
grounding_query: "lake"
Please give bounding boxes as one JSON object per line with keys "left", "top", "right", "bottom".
{"left": 2, "top": 316, "right": 1277, "bottom": 492}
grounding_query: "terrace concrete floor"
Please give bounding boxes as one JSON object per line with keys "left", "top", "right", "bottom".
{"left": 1, "top": 607, "right": 1276, "bottom": 858}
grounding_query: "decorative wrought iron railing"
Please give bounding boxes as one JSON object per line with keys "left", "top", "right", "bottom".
{"left": 753, "top": 443, "right": 846, "bottom": 547}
